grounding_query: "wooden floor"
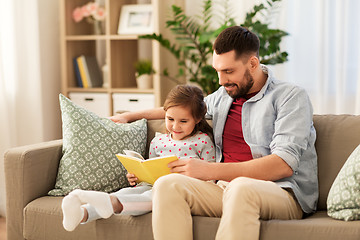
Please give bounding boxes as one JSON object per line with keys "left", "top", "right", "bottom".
{"left": 0, "top": 218, "right": 6, "bottom": 240}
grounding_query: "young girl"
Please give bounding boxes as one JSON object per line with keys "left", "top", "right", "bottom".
{"left": 61, "top": 85, "right": 215, "bottom": 231}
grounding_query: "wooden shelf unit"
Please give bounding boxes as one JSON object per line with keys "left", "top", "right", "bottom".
{"left": 59, "top": 0, "right": 184, "bottom": 116}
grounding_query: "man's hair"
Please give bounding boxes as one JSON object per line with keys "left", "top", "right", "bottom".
{"left": 213, "top": 26, "right": 260, "bottom": 60}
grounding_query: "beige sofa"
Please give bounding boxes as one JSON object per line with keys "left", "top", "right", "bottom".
{"left": 4, "top": 115, "right": 360, "bottom": 240}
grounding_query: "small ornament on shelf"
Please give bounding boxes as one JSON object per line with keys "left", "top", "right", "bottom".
{"left": 134, "top": 59, "right": 155, "bottom": 89}
{"left": 72, "top": 2, "right": 106, "bottom": 35}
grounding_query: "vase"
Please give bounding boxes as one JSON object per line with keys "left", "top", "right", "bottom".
{"left": 136, "top": 74, "right": 153, "bottom": 89}
{"left": 93, "top": 21, "right": 104, "bottom": 35}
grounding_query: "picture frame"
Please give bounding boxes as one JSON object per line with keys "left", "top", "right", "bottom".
{"left": 117, "top": 4, "right": 153, "bottom": 35}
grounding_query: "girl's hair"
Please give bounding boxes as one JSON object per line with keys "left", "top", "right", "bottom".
{"left": 163, "top": 85, "right": 213, "bottom": 140}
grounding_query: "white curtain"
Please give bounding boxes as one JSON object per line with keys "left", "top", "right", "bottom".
{"left": 273, "top": 0, "right": 360, "bottom": 114}
{"left": 0, "top": 0, "right": 61, "bottom": 216}
{"left": 0, "top": 0, "right": 20, "bottom": 218}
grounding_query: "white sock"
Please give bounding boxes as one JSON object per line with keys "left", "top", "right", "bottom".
{"left": 61, "top": 194, "right": 84, "bottom": 231}
{"left": 71, "top": 189, "right": 114, "bottom": 219}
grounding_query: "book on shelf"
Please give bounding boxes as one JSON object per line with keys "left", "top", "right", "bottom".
{"left": 76, "top": 55, "right": 90, "bottom": 88}
{"left": 73, "top": 57, "right": 83, "bottom": 88}
{"left": 73, "top": 55, "right": 103, "bottom": 88}
{"left": 84, "top": 56, "right": 103, "bottom": 87}
{"left": 116, "top": 150, "right": 178, "bottom": 185}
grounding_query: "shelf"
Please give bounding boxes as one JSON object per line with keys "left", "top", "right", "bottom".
{"left": 60, "top": 0, "right": 185, "bottom": 115}
{"left": 111, "top": 88, "right": 154, "bottom": 94}
{"left": 67, "top": 87, "right": 109, "bottom": 93}
{"left": 65, "top": 35, "right": 108, "bottom": 40}
{"left": 65, "top": 35, "right": 139, "bottom": 41}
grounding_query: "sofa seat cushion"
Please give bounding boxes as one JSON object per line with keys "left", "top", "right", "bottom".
{"left": 258, "top": 212, "right": 360, "bottom": 240}
{"left": 23, "top": 196, "right": 153, "bottom": 240}
{"left": 24, "top": 197, "right": 360, "bottom": 240}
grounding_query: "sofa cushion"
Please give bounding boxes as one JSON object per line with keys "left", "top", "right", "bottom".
{"left": 48, "top": 94, "right": 147, "bottom": 196}
{"left": 24, "top": 197, "right": 360, "bottom": 240}
{"left": 313, "top": 114, "right": 360, "bottom": 210}
{"left": 327, "top": 144, "right": 360, "bottom": 221}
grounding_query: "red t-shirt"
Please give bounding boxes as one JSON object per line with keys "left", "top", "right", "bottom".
{"left": 222, "top": 92, "right": 258, "bottom": 163}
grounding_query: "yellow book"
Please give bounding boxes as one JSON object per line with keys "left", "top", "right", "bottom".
{"left": 116, "top": 150, "right": 178, "bottom": 185}
{"left": 76, "top": 55, "right": 89, "bottom": 88}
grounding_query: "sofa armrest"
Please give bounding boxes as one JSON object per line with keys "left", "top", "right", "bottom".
{"left": 4, "top": 139, "right": 63, "bottom": 240}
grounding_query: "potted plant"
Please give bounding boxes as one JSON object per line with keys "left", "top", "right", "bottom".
{"left": 134, "top": 59, "right": 156, "bottom": 89}
{"left": 140, "top": 0, "right": 288, "bottom": 94}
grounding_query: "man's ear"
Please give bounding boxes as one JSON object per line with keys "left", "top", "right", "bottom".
{"left": 249, "top": 56, "right": 260, "bottom": 70}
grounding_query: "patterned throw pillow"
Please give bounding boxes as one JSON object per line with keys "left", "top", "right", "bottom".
{"left": 327, "top": 144, "right": 360, "bottom": 221}
{"left": 48, "top": 94, "right": 147, "bottom": 196}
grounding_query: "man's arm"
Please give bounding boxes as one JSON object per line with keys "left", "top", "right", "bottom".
{"left": 110, "top": 107, "right": 165, "bottom": 123}
{"left": 169, "top": 154, "right": 293, "bottom": 182}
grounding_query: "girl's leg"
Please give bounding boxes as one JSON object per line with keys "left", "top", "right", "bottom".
{"left": 112, "top": 184, "right": 153, "bottom": 216}
{"left": 71, "top": 189, "right": 114, "bottom": 218}
{"left": 62, "top": 185, "right": 152, "bottom": 231}
{"left": 62, "top": 189, "right": 121, "bottom": 231}
{"left": 61, "top": 194, "right": 84, "bottom": 231}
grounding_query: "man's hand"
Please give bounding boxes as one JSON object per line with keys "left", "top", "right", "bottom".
{"left": 126, "top": 172, "right": 138, "bottom": 186}
{"left": 168, "top": 158, "right": 212, "bottom": 181}
{"left": 108, "top": 107, "right": 166, "bottom": 123}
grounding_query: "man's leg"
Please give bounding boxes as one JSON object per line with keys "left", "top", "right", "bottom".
{"left": 152, "top": 174, "right": 223, "bottom": 240}
{"left": 216, "top": 177, "right": 303, "bottom": 240}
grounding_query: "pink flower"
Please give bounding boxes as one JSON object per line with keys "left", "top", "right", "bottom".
{"left": 93, "top": 7, "right": 106, "bottom": 21}
{"left": 72, "top": 2, "right": 106, "bottom": 23}
{"left": 86, "top": 2, "right": 99, "bottom": 14}
{"left": 81, "top": 5, "right": 91, "bottom": 17}
{"left": 72, "top": 7, "right": 83, "bottom": 22}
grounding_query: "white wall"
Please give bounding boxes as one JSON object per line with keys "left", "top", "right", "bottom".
{"left": 37, "top": 0, "right": 62, "bottom": 142}
{"left": 0, "top": 0, "right": 61, "bottom": 217}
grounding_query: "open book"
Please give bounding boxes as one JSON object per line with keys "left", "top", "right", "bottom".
{"left": 116, "top": 150, "right": 178, "bottom": 185}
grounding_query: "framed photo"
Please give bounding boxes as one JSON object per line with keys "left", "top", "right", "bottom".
{"left": 117, "top": 4, "right": 153, "bottom": 35}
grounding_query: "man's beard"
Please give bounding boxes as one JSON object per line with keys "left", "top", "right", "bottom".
{"left": 224, "top": 69, "right": 254, "bottom": 99}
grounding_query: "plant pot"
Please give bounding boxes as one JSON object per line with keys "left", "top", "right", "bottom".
{"left": 136, "top": 74, "right": 153, "bottom": 89}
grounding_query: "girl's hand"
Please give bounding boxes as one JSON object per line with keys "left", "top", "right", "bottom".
{"left": 126, "top": 172, "right": 138, "bottom": 186}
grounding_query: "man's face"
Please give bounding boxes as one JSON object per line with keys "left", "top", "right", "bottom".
{"left": 212, "top": 50, "right": 254, "bottom": 98}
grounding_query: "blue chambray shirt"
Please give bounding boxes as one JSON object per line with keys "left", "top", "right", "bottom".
{"left": 204, "top": 65, "right": 318, "bottom": 214}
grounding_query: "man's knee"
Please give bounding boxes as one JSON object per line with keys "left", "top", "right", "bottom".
{"left": 153, "top": 174, "right": 186, "bottom": 196}
{"left": 228, "top": 177, "right": 259, "bottom": 189}
{"left": 225, "top": 177, "right": 263, "bottom": 202}
{"left": 154, "top": 173, "right": 185, "bottom": 188}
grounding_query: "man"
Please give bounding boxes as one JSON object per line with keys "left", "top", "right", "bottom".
{"left": 111, "top": 26, "right": 318, "bottom": 240}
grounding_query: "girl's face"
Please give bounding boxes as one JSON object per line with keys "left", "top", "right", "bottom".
{"left": 165, "top": 105, "right": 198, "bottom": 141}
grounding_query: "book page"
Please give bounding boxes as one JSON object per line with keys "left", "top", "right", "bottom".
{"left": 123, "top": 149, "right": 145, "bottom": 160}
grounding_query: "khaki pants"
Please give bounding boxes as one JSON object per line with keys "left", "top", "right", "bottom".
{"left": 152, "top": 174, "right": 303, "bottom": 240}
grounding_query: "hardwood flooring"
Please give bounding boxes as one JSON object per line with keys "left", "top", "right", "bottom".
{"left": 0, "top": 218, "right": 6, "bottom": 240}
